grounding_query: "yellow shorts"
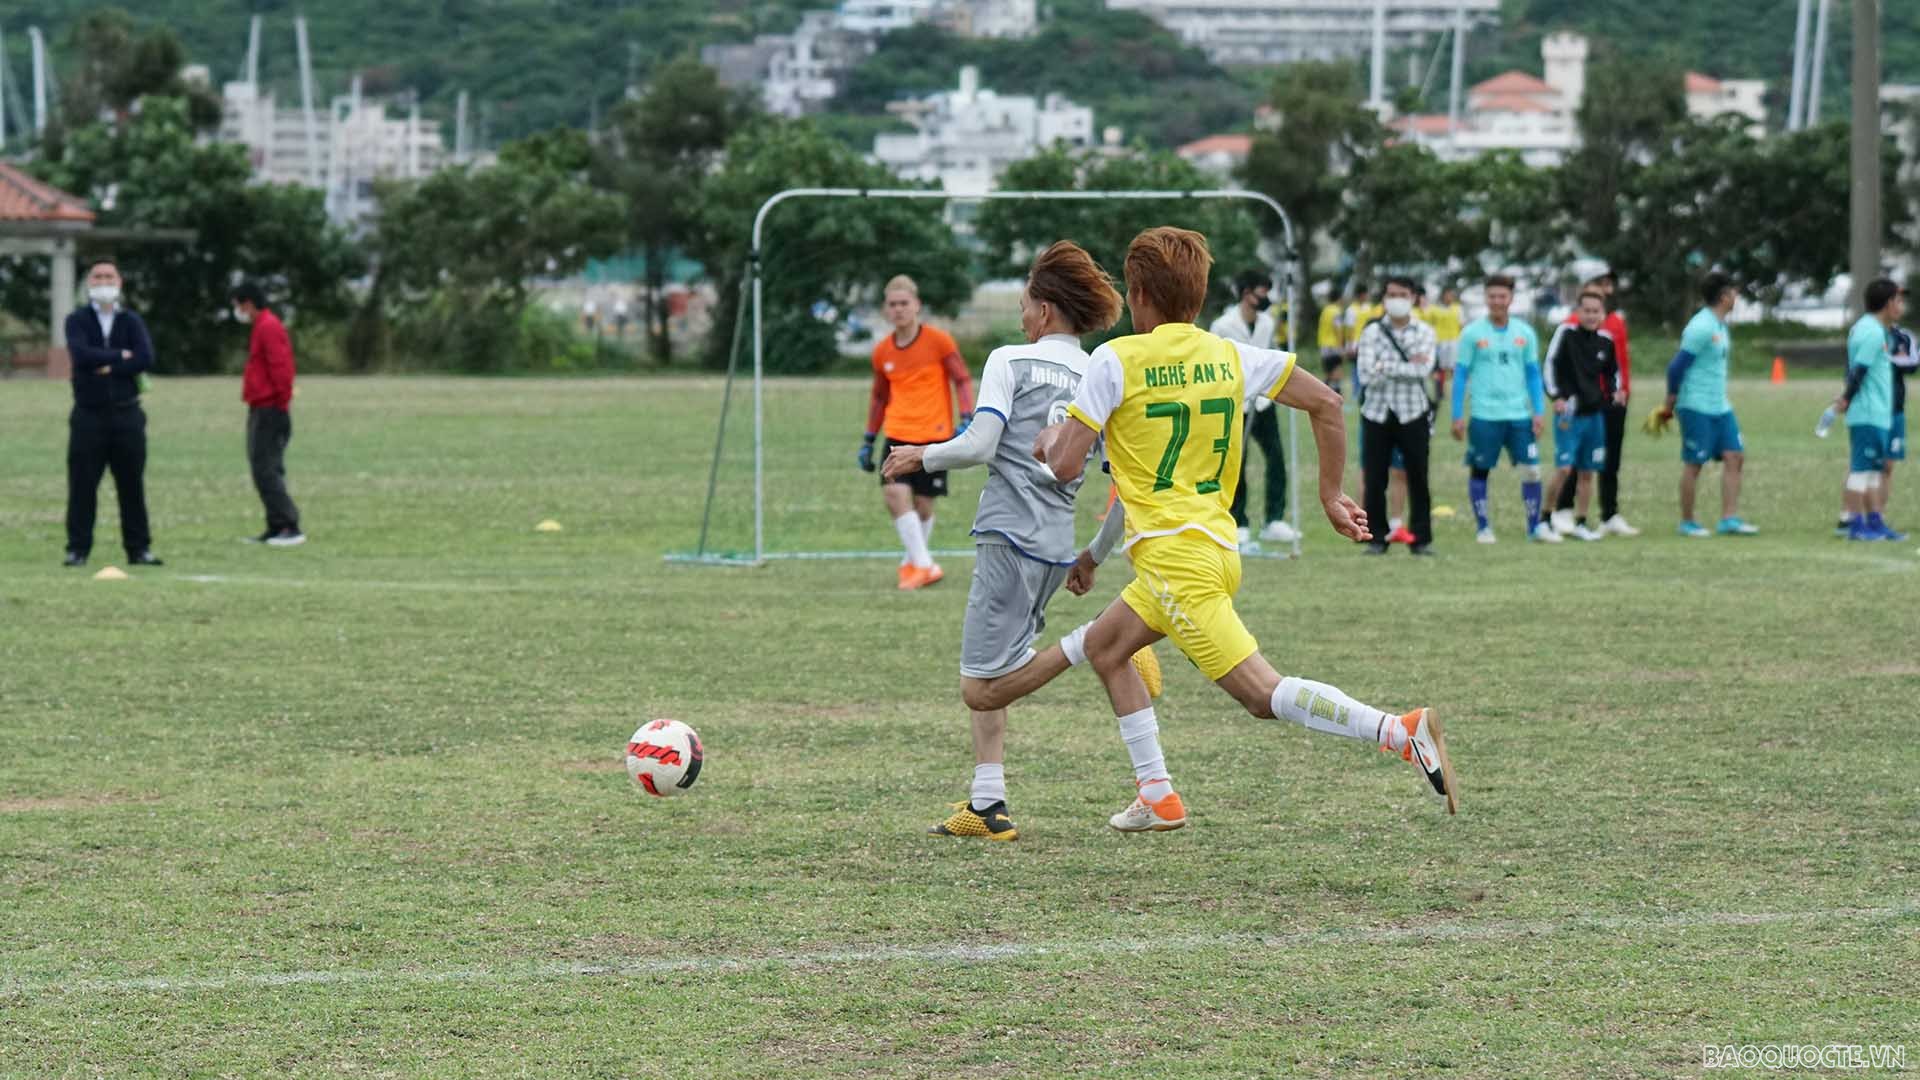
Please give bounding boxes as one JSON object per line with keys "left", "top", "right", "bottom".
{"left": 1119, "top": 533, "right": 1258, "bottom": 681}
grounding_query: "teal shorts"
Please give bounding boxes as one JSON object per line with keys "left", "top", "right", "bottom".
{"left": 1678, "top": 408, "right": 1743, "bottom": 465}
{"left": 1849, "top": 424, "right": 1889, "bottom": 473}
{"left": 1465, "top": 418, "right": 1538, "bottom": 471}
{"left": 1553, "top": 412, "right": 1607, "bottom": 472}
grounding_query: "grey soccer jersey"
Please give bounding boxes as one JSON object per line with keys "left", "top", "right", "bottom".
{"left": 969, "top": 334, "right": 1092, "bottom": 564}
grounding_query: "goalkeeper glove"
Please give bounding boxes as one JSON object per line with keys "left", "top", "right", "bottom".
{"left": 857, "top": 433, "right": 877, "bottom": 472}
{"left": 955, "top": 412, "right": 972, "bottom": 437}
{"left": 1641, "top": 407, "right": 1674, "bottom": 437}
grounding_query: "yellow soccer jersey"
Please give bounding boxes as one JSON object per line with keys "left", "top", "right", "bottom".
{"left": 1067, "top": 322, "right": 1297, "bottom": 551}
{"left": 1317, "top": 302, "right": 1344, "bottom": 349}
{"left": 1422, "top": 302, "right": 1463, "bottom": 342}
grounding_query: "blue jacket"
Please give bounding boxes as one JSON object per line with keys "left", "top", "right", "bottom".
{"left": 65, "top": 305, "right": 154, "bottom": 409}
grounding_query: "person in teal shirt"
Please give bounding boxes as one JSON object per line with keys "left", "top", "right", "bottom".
{"left": 1450, "top": 274, "right": 1551, "bottom": 543}
{"left": 1654, "top": 273, "right": 1757, "bottom": 537}
{"left": 1833, "top": 279, "right": 1907, "bottom": 541}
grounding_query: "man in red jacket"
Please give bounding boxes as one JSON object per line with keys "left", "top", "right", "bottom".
{"left": 231, "top": 283, "right": 304, "bottom": 546}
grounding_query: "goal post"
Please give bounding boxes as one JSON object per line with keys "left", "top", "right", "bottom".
{"left": 667, "top": 187, "right": 1306, "bottom": 567}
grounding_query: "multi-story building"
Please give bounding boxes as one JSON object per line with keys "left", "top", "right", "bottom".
{"left": 217, "top": 81, "right": 450, "bottom": 222}
{"left": 1685, "top": 72, "right": 1767, "bottom": 135}
{"left": 1104, "top": 0, "right": 1498, "bottom": 65}
{"left": 872, "top": 66, "right": 1094, "bottom": 194}
{"left": 702, "top": 12, "right": 876, "bottom": 117}
{"left": 1387, "top": 33, "right": 1585, "bottom": 166}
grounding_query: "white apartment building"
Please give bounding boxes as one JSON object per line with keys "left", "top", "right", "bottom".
{"left": 1105, "top": 0, "right": 1498, "bottom": 65}
{"left": 837, "top": 0, "right": 942, "bottom": 34}
{"left": 217, "top": 81, "right": 450, "bottom": 222}
{"left": 1388, "top": 32, "right": 1585, "bottom": 167}
{"left": 1685, "top": 72, "right": 1767, "bottom": 134}
{"left": 702, "top": 11, "right": 876, "bottom": 117}
{"left": 872, "top": 66, "right": 1094, "bottom": 194}
{"left": 837, "top": 0, "right": 1037, "bottom": 37}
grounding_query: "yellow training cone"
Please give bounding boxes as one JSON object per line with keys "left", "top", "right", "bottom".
{"left": 93, "top": 566, "right": 129, "bottom": 581}
{"left": 535, "top": 520, "right": 564, "bottom": 533}
{"left": 1432, "top": 505, "right": 1457, "bottom": 519}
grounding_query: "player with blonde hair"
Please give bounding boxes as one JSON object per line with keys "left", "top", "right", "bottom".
{"left": 858, "top": 274, "right": 975, "bottom": 589}
{"left": 1030, "top": 227, "right": 1457, "bottom": 829}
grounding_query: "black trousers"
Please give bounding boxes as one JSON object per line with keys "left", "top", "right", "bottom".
{"left": 1361, "top": 412, "right": 1432, "bottom": 545}
{"left": 247, "top": 407, "right": 300, "bottom": 532}
{"left": 1555, "top": 403, "right": 1627, "bottom": 519}
{"left": 66, "top": 403, "right": 151, "bottom": 558}
{"left": 1230, "top": 403, "right": 1287, "bottom": 527}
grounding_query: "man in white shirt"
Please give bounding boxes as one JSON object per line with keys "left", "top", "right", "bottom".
{"left": 1209, "top": 271, "right": 1296, "bottom": 551}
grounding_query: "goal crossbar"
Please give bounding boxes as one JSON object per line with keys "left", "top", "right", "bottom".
{"left": 666, "top": 187, "right": 1304, "bottom": 567}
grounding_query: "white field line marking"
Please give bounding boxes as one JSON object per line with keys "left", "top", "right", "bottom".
{"left": 6, "top": 904, "right": 1913, "bottom": 998}
{"left": 175, "top": 573, "right": 532, "bottom": 594}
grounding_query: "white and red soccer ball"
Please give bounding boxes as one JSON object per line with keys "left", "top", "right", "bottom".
{"left": 626, "top": 719, "right": 703, "bottom": 797}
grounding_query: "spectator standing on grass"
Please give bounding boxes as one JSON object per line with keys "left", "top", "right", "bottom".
{"left": 1552, "top": 272, "right": 1639, "bottom": 537}
{"left": 1316, "top": 285, "right": 1347, "bottom": 390}
{"left": 1211, "top": 270, "right": 1296, "bottom": 552}
{"left": 1888, "top": 323, "right": 1914, "bottom": 528}
{"left": 1356, "top": 277, "right": 1438, "bottom": 556}
{"left": 63, "top": 259, "right": 161, "bottom": 569}
{"left": 1831, "top": 280, "right": 1906, "bottom": 542}
{"left": 231, "top": 283, "right": 305, "bottom": 547}
{"left": 1452, "top": 274, "right": 1552, "bottom": 544}
{"left": 1652, "top": 273, "right": 1758, "bottom": 537}
{"left": 1542, "top": 289, "right": 1621, "bottom": 541}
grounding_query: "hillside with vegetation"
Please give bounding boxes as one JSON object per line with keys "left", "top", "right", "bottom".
{"left": 7, "top": 0, "right": 1916, "bottom": 151}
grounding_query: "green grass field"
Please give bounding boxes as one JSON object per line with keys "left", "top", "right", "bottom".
{"left": 1, "top": 374, "right": 1915, "bottom": 1079}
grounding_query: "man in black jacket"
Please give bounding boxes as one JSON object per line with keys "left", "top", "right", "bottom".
{"left": 63, "top": 260, "right": 161, "bottom": 568}
{"left": 1541, "top": 289, "right": 1622, "bottom": 541}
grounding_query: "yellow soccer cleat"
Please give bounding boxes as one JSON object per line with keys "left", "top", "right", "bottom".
{"left": 1130, "top": 646, "right": 1163, "bottom": 699}
{"left": 928, "top": 800, "right": 1018, "bottom": 841}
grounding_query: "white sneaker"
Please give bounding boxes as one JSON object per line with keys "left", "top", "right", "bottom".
{"left": 1258, "top": 519, "right": 1299, "bottom": 543}
{"left": 265, "top": 529, "right": 307, "bottom": 547}
{"left": 1571, "top": 523, "right": 1604, "bottom": 542}
{"left": 1475, "top": 527, "right": 1497, "bottom": 544}
{"left": 1108, "top": 788, "right": 1188, "bottom": 832}
{"left": 1550, "top": 509, "right": 1576, "bottom": 536}
{"left": 1601, "top": 514, "right": 1641, "bottom": 537}
{"left": 1530, "top": 522, "right": 1563, "bottom": 543}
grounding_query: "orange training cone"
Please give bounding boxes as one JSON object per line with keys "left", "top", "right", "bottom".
{"left": 1771, "top": 356, "right": 1787, "bottom": 384}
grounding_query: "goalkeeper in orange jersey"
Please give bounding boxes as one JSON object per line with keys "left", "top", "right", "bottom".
{"left": 857, "top": 275, "right": 975, "bottom": 589}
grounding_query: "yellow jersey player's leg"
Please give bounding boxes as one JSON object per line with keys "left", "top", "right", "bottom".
{"left": 1034, "top": 227, "right": 1458, "bottom": 825}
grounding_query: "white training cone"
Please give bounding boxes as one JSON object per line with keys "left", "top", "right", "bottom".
{"left": 535, "top": 520, "right": 563, "bottom": 533}
{"left": 93, "top": 566, "right": 129, "bottom": 581}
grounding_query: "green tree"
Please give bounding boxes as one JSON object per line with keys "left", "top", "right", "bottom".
{"left": 2, "top": 96, "right": 362, "bottom": 372}
{"left": 595, "top": 57, "right": 746, "bottom": 362}
{"left": 692, "top": 118, "right": 972, "bottom": 373}
{"left": 42, "top": 9, "right": 222, "bottom": 157}
{"left": 1334, "top": 142, "right": 1484, "bottom": 273}
{"left": 1558, "top": 53, "right": 1687, "bottom": 268}
{"left": 1462, "top": 150, "right": 1567, "bottom": 270}
{"left": 1240, "top": 61, "right": 1382, "bottom": 274}
{"left": 364, "top": 128, "right": 626, "bottom": 370}
{"left": 973, "top": 146, "right": 1264, "bottom": 337}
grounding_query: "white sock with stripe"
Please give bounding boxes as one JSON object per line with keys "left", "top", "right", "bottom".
{"left": 1117, "top": 707, "right": 1172, "bottom": 801}
{"left": 894, "top": 512, "right": 934, "bottom": 569}
{"left": 970, "top": 763, "right": 1006, "bottom": 811}
{"left": 1272, "top": 676, "right": 1403, "bottom": 750}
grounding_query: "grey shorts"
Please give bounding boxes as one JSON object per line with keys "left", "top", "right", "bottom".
{"left": 960, "top": 542, "right": 1071, "bottom": 680}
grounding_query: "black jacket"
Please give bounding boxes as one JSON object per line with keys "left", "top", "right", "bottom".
{"left": 1543, "top": 323, "right": 1618, "bottom": 416}
{"left": 65, "top": 305, "right": 155, "bottom": 409}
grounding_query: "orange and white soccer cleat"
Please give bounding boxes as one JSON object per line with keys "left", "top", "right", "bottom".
{"left": 1108, "top": 784, "right": 1187, "bottom": 832}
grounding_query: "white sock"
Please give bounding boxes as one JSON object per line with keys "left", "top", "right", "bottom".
{"left": 1059, "top": 622, "right": 1093, "bottom": 667}
{"left": 1389, "top": 517, "right": 1404, "bottom": 531}
{"left": 1117, "top": 707, "right": 1171, "bottom": 799}
{"left": 1273, "top": 676, "right": 1399, "bottom": 746}
{"left": 894, "top": 512, "right": 933, "bottom": 568}
{"left": 922, "top": 514, "right": 935, "bottom": 548}
{"left": 970, "top": 763, "right": 1006, "bottom": 810}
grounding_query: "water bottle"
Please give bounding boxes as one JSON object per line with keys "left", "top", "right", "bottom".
{"left": 1814, "top": 406, "right": 1836, "bottom": 438}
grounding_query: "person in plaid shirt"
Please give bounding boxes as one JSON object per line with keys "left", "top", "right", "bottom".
{"left": 1357, "top": 276, "right": 1439, "bottom": 555}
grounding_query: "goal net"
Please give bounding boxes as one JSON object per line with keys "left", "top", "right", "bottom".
{"left": 668, "top": 188, "right": 1304, "bottom": 567}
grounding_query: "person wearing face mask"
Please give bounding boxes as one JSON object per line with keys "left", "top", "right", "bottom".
{"left": 231, "top": 282, "right": 304, "bottom": 546}
{"left": 1210, "top": 270, "right": 1295, "bottom": 551}
{"left": 63, "top": 259, "right": 160, "bottom": 569}
{"left": 1356, "top": 277, "right": 1439, "bottom": 555}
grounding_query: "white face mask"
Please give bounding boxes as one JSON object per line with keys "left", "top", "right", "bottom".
{"left": 88, "top": 285, "right": 120, "bottom": 307}
{"left": 233, "top": 308, "right": 252, "bottom": 325}
{"left": 1383, "top": 297, "right": 1413, "bottom": 319}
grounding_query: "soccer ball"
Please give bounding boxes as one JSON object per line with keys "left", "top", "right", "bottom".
{"left": 626, "top": 719, "right": 703, "bottom": 797}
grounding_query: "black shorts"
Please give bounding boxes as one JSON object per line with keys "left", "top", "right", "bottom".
{"left": 880, "top": 438, "right": 949, "bottom": 497}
